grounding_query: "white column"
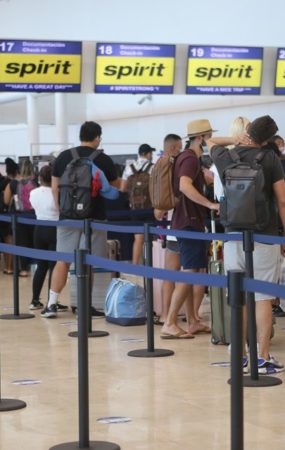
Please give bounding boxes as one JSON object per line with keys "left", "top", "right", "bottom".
{"left": 55, "top": 93, "right": 68, "bottom": 151}
{"left": 26, "top": 94, "right": 39, "bottom": 158}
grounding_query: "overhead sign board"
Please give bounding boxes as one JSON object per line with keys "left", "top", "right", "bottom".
{"left": 0, "top": 40, "right": 82, "bottom": 92}
{"left": 186, "top": 45, "right": 263, "bottom": 95}
{"left": 95, "top": 43, "right": 175, "bottom": 94}
{"left": 275, "top": 48, "right": 285, "bottom": 94}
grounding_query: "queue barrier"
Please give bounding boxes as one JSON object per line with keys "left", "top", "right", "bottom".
{"left": 1, "top": 212, "right": 285, "bottom": 450}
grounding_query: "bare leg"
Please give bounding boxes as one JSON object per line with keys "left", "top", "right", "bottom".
{"left": 255, "top": 300, "right": 273, "bottom": 360}
{"left": 185, "top": 278, "right": 210, "bottom": 334}
{"left": 50, "top": 261, "right": 70, "bottom": 294}
{"left": 160, "top": 250, "right": 180, "bottom": 322}
{"left": 193, "top": 281, "right": 206, "bottom": 321}
{"left": 161, "top": 269, "right": 195, "bottom": 336}
{"left": 132, "top": 233, "right": 144, "bottom": 265}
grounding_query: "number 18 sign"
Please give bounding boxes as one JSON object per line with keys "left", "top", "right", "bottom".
{"left": 95, "top": 43, "right": 175, "bottom": 94}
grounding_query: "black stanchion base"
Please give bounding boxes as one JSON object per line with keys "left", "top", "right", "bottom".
{"left": 128, "top": 348, "right": 174, "bottom": 358}
{"left": 0, "top": 398, "right": 27, "bottom": 411}
{"left": 228, "top": 375, "right": 282, "bottom": 387}
{"left": 68, "top": 330, "right": 109, "bottom": 338}
{"left": 49, "top": 440, "right": 120, "bottom": 449}
{"left": 0, "top": 313, "right": 34, "bottom": 320}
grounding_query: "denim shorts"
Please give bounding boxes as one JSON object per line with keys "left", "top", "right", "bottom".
{"left": 177, "top": 226, "right": 207, "bottom": 270}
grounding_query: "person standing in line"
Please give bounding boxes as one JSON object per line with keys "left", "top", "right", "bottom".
{"left": 207, "top": 115, "right": 285, "bottom": 374}
{"left": 4, "top": 158, "right": 37, "bottom": 277}
{"left": 41, "top": 121, "right": 120, "bottom": 318}
{"left": 154, "top": 133, "right": 210, "bottom": 331}
{"left": 120, "top": 143, "right": 155, "bottom": 264}
{"left": 0, "top": 158, "right": 19, "bottom": 274}
{"left": 161, "top": 119, "right": 219, "bottom": 339}
{"left": 29, "top": 164, "right": 67, "bottom": 311}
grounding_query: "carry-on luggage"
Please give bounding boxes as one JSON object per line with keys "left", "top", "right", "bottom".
{"left": 105, "top": 277, "right": 146, "bottom": 326}
{"left": 152, "top": 239, "right": 185, "bottom": 317}
{"left": 69, "top": 239, "right": 120, "bottom": 310}
{"left": 209, "top": 213, "right": 230, "bottom": 345}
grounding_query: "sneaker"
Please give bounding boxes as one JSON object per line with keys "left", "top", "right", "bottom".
{"left": 258, "top": 355, "right": 284, "bottom": 374}
{"left": 40, "top": 304, "right": 57, "bottom": 318}
{"left": 272, "top": 305, "right": 285, "bottom": 317}
{"left": 243, "top": 356, "right": 249, "bottom": 374}
{"left": 56, "top": 302, "right": 68, "bottom": 312}
{"left": 29, "top": 300, "right": 44, "bottom": 310}
{"left": 71, "top": 306, "right": 105, "bottom": 317}
{"left": 91, "top": 307, "right": 105, "bottom": 317}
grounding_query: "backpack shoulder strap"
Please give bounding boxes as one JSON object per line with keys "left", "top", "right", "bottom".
{"left": 130, "top": 164, "right": 137, "bottom": 174}
{"left": 70, "top": 147, "right": 80, "bottom": 160}
{"left": 255, "top": 150, "right": 266, "bottom": 164}
{"left": 141, "top": 162, "right": 152, "bottom": 173}
{"left": 88, "top": 149, "right": 103, "bottom": 162}
{"left": 228, "top": 148, "right": 241, "bottom": 163}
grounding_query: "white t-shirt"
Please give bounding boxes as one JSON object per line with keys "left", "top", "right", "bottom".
{"left": 30, "top": 186, "right": 59, "bottom": 221}
{"left": 122, "top": 157, "right": 153, "bottom": 180}
{"left": 210, "top": 163, "right": 224, "bottom": 201}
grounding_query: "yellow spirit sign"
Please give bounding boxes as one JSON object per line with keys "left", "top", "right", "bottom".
{"left": 0, "top": 40, "right": 82, "bottom": 92}
{"left": 187, "top": 46, "right": 263, "bottom": 94}
{"left": 95, "top": 43, "right": 175, "bottom": 93}
{"left": 275, "top": 48, "right": 285, "bottom": 94}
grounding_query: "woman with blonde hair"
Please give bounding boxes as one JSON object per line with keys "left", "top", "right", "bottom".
{"left": 229, "top": 116, "right": 250, "bottom": 138}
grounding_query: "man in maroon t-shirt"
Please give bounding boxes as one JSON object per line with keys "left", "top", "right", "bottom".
{"left": 161, "top": 119, "right": 219, "bottom": 339}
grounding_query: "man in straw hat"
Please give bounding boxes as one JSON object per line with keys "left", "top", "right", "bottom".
{"left": 161, "top": 119, "right": 219, "bottom": 339}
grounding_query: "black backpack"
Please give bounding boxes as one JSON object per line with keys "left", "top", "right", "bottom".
{"left": 59, "top": 147, "right": 102, "bottom": 219}
{"left": 219, "top": 149, "right": 270, "bottom": 231}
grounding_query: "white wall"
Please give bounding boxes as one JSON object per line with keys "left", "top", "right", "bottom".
{"left": 1, "top": 0, "right": 285, "bottom": 158}
{"left": 1, "top": 0, "right": 284, "bottom": 47}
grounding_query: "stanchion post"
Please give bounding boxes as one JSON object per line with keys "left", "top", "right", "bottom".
{"left": 12, "top": 214, "right": 20, "bottom": 316}
{"left": 84, "top": 218, "right": 93, "bottom": 334}
{"left": 0, "top": 352, "right": 27, "bottom": 412}
{"left": 242, "top": 231, "right": 282, "bottom": 387}
{"left": 68, "top": 220, "right": 109, "bottom": 339}
{"left": 0, "top": 215, "right": 34, "bottom": 320}
{"left": 127, "top": 223, "right": 174, "bottom": 358}
{"left": 50, "top": 248, "right": 120, "bottom": 450}
{"left": 227, "top": 270, "right": 245, "bottom": 450}
{"left": 243, "top": 230, "right": 259, "bottom": 380}
{"left": 76, "top": 248, "right": 90, "bottom": 447}
{"left": 144, "top": 222, "right": 155, "bottom": 352}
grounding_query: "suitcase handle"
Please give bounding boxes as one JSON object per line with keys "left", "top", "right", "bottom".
{"left": 210, "top": 210, "right": 217, "bottom": 261}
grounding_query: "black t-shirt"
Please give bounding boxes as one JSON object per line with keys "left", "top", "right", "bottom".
{"left": 212, "top": 145, "right": 284, "bottom": 235}
{"left": 53, "top": 146, "right": 118, "bottom": 220}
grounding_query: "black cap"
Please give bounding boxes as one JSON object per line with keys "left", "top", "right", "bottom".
{"left": 138, "top": 143, "right": 155, "bottom": 156}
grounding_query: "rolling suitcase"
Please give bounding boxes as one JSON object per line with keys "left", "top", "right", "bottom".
{"left": 209, "top": 213, "right": 230, "bottom": 345}
{"left": 152, "top": 239, "right": 185, "bottom": 317}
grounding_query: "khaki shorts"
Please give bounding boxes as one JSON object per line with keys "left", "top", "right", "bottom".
{"left": 224, "top": 240, "right": 280, "bottom": 301}
{"left": 56, "top": 224, "right": 107, "bottom": 260}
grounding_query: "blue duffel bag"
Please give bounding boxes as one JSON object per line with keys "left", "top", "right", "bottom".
{"left": 105, "top": 278, "right": 146, "bottom": 326}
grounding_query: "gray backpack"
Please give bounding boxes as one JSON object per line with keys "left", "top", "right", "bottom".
{"left": 219, "top": 149, "right": 270, "bottom": 231}
{"left": 59, "top": 147, "right": 102, "bottom": 219}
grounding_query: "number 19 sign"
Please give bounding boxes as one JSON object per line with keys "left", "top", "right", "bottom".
{"left": 186, "top": 45, "right": 263, "bottom": 95}
{"left": 95, "top": 43, "right": 175, "bottom": 93}
{"left": 275, "top": 48, "right": 285, "bottom": 95}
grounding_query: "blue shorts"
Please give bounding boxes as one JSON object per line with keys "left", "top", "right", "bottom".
{"left": 177, "top": 227, "right": 207, "bottom": 270}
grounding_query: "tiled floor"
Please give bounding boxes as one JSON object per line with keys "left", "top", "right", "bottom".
{"left": 0, "top": 271, "right": 285, "bottom": 450}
